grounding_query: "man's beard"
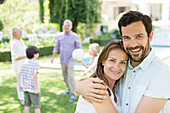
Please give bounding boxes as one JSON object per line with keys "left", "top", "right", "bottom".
{"left": 126, "top": 42, "right": 150, "bottom": 62}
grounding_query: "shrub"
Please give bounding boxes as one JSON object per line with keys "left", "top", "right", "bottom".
{"left": 0, "top": 46, "right": 54, "bottom": 62}
{"left": 0, "top": 20, "right": 3, "bottom": 31}
{"left": 90, "top": 29, "right": 121, "bottom": 46}
{"left": 0, "top": 51, "right": 11, "bottom": 62}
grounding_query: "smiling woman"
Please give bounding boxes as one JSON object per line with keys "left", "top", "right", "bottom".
{"left": 75, "top": 40, "right": 128, "bottom": 113}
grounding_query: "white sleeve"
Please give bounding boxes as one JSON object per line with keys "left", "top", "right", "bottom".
{"left": 11, "top": 41, "right": 20, "bottom": 59}
{"left": 144, "top": 67, "right": 170, "bottom": 99}
{"left": 75, "top": 95, "right": 96, "bottom": 113}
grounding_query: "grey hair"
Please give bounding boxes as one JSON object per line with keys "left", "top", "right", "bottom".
{"left": 12, "top": 26, "right": 22, "bottom": 39}
{"left": 10, "top": 26, "right": 22, "bottom": 45}
{"left": 63, "top": 19, "right": 72, "bottom": 26}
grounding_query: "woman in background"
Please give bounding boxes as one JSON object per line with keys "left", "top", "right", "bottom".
{"left": 10, "top": 26, "right": 27, "bottom": 105}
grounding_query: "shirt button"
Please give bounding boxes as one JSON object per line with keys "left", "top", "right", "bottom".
{"left": 126, "top": 103, "right": 128, "bottom": 106}
{"left": 133, "top": 70, "right": 136, "bottom": 73}
{"left": 128, "top": 87, "right": 131, "bottom": 89}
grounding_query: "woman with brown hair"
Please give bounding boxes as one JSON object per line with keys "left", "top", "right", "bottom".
{"left": 75, "top": 40, "right": 128, "bottom": 113}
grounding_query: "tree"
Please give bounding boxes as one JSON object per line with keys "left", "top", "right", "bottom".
{"left": 49, "top": 0, "right": 101, "bottom": 32}
{"left": 0, "top": 20, "right": 3, "bottom": 31}
{"left": 0, "top": 0, "right": 40, "bottom": 35}
{"left": 39, "top": 0, "right": 44, "bottom": 23}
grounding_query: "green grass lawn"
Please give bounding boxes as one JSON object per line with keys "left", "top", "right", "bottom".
{"left": 0, "top": 44, "right": 170, "bottom": 113}
{"left": 0, "top": 59, "right": 83, "bottom": 113}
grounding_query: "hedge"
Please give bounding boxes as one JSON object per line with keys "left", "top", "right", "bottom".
{"left": 0, "top": 46, "right": 54, "bottom": 62}
{"left": 90, "top": 38, "right": 117, "bottom": 46}
{"left": 90, "top": 29, "right": 122, "bottom": 46}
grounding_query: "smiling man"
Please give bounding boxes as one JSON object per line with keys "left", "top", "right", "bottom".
{"left": 76, "top": 11, "right": 170, "bottom": 113}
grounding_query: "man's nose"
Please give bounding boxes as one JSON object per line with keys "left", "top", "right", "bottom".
{"left": 129, "top": 39, "right": 138, "bottom": 48}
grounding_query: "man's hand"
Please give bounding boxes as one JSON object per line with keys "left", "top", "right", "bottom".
{"left": 51, "top": 58, "right": 54, "bottom": 64}
{"left": 76, "top": 77, "right": 108, "bottom": 102}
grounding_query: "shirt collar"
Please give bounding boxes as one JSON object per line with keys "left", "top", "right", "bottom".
{"left": 29, "top": 58, "right": 36, "bottom": 61}
{"left": 128, "top": 48, "right": 156, "bottom": 71}
{"left": 64, "top": 31, "right": 72, "bottom": 35}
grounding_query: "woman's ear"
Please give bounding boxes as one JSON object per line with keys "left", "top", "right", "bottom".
{"left": 102, "top": 61, "right": 105, "bottom": 66}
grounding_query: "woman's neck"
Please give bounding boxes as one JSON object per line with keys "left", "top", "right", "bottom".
{"left": 108, "top": 79, "right": 116, "bottom": 91}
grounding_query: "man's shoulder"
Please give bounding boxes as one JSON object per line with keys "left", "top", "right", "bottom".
{"left": 57, "top": 32, "right": 64, "bottom": 38}
{"left": 70, "top": 31, "right": 79, "bottom": 37}
{"left": 151, "top": 57, "right": 170, "bottom": 72}
{"left": 32, "top": 59, "right": 39, "bottom": 66}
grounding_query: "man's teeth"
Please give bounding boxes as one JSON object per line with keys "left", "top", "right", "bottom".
{"left": 131, "top": 48, "right": 140, "bottom": 52}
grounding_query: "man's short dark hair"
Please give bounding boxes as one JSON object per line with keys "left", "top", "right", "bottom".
{"left": 26, "top": 46, "right": 40, "bottom": 59}
{"left": 118, "top": 11, "right": 152, "bottom": 37}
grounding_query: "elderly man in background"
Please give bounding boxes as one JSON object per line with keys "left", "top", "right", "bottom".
{"left": 51, "top": 19, "right": 82, "bottom": 102}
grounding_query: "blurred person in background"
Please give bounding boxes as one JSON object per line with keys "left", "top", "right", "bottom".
{"left": 51, "top": 19, "right": 82, "bottom": 102}
{"left": 10, "top": 26, "right": 27, "bottom": 105}
{"left": 76, "top": 43, "right": 100, "bottom": 77}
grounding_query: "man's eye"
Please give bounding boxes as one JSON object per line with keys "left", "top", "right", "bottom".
{"left": 122, "top": 37, "right": 130, "bottom": 40}
{"left": 137, "top": 35, "right": 142, "bottom": 39}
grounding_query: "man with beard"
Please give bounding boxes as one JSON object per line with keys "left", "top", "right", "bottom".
{"left": 75, "top": 11, "right": 170, "bottom": 113}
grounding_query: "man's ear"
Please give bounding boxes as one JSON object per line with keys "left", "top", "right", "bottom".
{"left": 149, "top": 31, "right": 153, "bottom": 42}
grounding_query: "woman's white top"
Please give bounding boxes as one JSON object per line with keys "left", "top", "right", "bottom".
{"left": 75, "top": 86, "right": 121, "bottom": 113}
{"left": 11, "top": 39, "right": 27, "bottom": 73}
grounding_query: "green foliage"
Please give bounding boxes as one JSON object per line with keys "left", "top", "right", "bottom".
{"left": 76, "top": 23, "right": 86, "bottom": 41}
{"left": 90, "top": 29, "right": 121, "bottom": 46}
{"left": 0, "top": 0, "right": 40, "bottom": 34}
{"left": 0, "top": 37, "right": 57, "bottom": 62}
{"left": 39, "top": 46, "right": 54, "bottom": 57}
{"left": 0, "top": 42, "right": 89, "bottom": 62}
{"left": 49, "top": 0, "right": 101, "bottom": 32}
{"left": 0, "top": 51, "right": 11, "bottom": 62}
{"left": 32, "top": 23, "right": 60, "bottom": 33}
{"left": 0, "top": 63, "right": 80, "bottom": 112}
{"left": 0, "top": 46, "right": 54, "bottom": 62}
{"left": 39, "top": 0, "right": 44, "bottom": 23}
{"left": 0, "top": 20, "right": 3, "bottom": 31}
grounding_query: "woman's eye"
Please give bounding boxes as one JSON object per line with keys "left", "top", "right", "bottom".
{"left": 120, "top": 62, "right": 126, "bottom": 64}
{"left": 110, "top": 59, "right": 115, "bottom": 62}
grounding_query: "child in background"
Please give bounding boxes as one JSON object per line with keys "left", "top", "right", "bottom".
{"left": 78, "top": 43, "right": 100, "bottom": 77}
{"left": 18, "top": 46, "right": 41, "bottom": 113}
